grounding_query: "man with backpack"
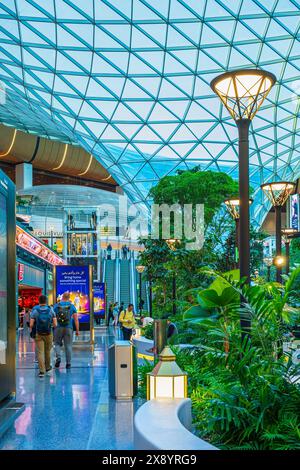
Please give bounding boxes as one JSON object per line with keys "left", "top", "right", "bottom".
{"left": 53, "top": 292, "right": 79, "bottom": 369}
{"left": 30, "top": 295, "right": 57, "bottom": 378}
{"left": 119, "top": 304, "right": 135, "bottom": 340}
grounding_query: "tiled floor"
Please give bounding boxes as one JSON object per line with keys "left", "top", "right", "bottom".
{"left": 0, "top": 327, "right": 142, "bottom": 450}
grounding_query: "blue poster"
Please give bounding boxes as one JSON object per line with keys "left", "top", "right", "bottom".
{"left": 56, "top": 265, "right": 90, "bottom": 323}
{"left": 290, "top": 194, "right": 299, "bottom": 231}
{"left": 93, "top": 281, "right": 106, "bottom": 317}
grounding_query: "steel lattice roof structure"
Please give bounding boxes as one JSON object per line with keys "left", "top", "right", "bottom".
{"left": 0, "top": 0, "right": 300, "bottom": 224}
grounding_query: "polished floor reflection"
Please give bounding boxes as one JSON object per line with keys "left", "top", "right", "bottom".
{"left": 0, "top": 327, "right": 141, "bottom": 450}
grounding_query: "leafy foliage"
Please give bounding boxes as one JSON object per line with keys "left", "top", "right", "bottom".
{"left": 138, "top": 267, "right": 300, "bottom": 449}
{"left": 149, "top": 169, "right": 239, "bottom": 225}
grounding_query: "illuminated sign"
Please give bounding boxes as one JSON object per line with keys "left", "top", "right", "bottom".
{"left": 16, "top": 225, "right": 66, "bottom": 266}
{"left": 290, "top": 194, "right": 299, "bottom": 231}
{"left": 18, "top": 263, "right": 24, "bottom": 282}
{"left": 55, "top": 266, "right": 90, "bottom": 324}
{"left": 33, "top": 230, "right": 64, "bottom": 238}
{"left": 93, "top": 281, "right": 105, "bottom": 317}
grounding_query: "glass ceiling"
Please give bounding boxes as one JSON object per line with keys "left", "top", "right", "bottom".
{"left": 0, "top": 0, "right": 300, "bottom": 225}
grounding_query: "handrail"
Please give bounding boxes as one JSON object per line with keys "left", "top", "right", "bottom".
{"left": 130, "top": 258, "right": 137, "bottom": 313}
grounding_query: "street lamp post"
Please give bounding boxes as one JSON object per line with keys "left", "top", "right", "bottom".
{"left": 149, "top": 276, "right": 153, "bottom": 318}
{"left": 136, "top": 265, "right": 146, "bottom": 315}
{"left": 261, "top": 182, "right": 296, "bottom": 282}
{"left": 281, "top": 228, "right": 298, "bottom": 274}
{"left": 166, "top": 238, "right": 179, "bottom": 316}
{"left": 263, "top": 256, "right": 273, "bottom": 282}
{"left": 224, "top": 198, "right": 253, "bottom": 269}
{"left": 211, "top": 69, "right": 276, "bottom": 335}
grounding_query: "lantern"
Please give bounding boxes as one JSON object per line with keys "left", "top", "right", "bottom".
{"left": 146, "top": 346, "right": 188, "bottom": 400}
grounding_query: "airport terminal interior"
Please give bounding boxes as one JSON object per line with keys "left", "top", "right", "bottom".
{"left": 0, "top": 0, "right": 300, "bottom": 453}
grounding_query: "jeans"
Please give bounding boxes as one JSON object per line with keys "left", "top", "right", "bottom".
{"left": 35, "top": 333, "right": 53, "bottom": 373}
{"left": 122, "top": 327, "right": 132, "bottom": 341}
{"left": 54, "top": 327, "right": 73, "bottom": 364}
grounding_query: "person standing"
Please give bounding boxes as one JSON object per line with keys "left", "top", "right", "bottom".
{"left": 112, "top": 302, "right": 119, "bottom": 327}
{"left": 53, "top": 292, "right": 79, "bottom": 370}
{"left": 107, "top": 301, "right": 114, "bottom": 325}
{"left": 167, "top": 318, "right": 178, "bottom": 340}
{"left": 25, "top": 308, "right": 31, "bottom": 329}
{"left": 107, "top": 243, "right": 112, "bottom": 260}
{"left": 30, "top": 295, "right": 57, "bottom": 378}
{"left": 119, "top": 304, "right": 135, "bottom": 340}
{"left": 119, "top": 301, "right": 124, "bottom": 316}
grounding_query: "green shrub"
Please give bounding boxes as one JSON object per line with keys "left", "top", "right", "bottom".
{"left": 142, "top": 322, "right": 154, "bottom": 340}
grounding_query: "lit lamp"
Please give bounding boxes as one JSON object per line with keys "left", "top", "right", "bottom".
{"left": 166, "top": 238, "right": 179, "bottom": 315}
{"left": 211, "top": 69, "right": 276, "bottom": 335}
{"left": 166, "top": 238, "right": 180, "bottom": 251}
{"left": 224, "top": 198, "right": 253, "bottom": 268}
{"left": 263, "top": 256, "right": 273, "bottom": 282}
{"left": 261, "top": 182, "right": 295, "bottom": 282}
{"left": 281, "top": 228, "right": 298, "bottom": 274}
{"left": 273, "top": 255, "right": 286, "bottom": 269}
{"left": 147, "top": 346, "right": 188, "bottom": 400}
{"left": 136, "top": 265, "right": 146, "bottom": 315}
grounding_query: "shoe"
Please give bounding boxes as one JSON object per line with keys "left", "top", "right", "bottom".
{"left": 38, "top": 372, "right": 45, "bottom": 378}
{"left": 46, "top": 367, "right": 52, "bottom": 375}
{"left": 66, "top": 363, "right": 71, "bottom": 369}
{"left": 55, "top": 358, "right": 61, "bottom": 368}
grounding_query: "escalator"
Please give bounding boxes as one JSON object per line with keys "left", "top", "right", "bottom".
{"left": 104, "top": 259, "right": 115, "bottom": 305}
{"left": 119, "top": 259, "right": 131, "bottom": 307}
{"left": 102, "top": 257, "right": 140, "bottom": 312}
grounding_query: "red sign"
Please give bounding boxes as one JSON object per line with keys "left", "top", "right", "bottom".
{"left": 16, "top": 225, "right": 66, "bottom": 266}
{"left": 18, "top": 263, "right": 24, "bottom": 282}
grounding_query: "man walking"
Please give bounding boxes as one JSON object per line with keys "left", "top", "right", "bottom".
{"left": 119, "top": 303, "right": 135, "bottom": 340}
{"left": 54, "top": 292, "right": 79, "bottom": 369}
{"left": 30, "top": 295, "right": 57, "bottom": 378}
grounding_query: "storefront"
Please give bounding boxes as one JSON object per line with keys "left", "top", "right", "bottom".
{"left": 16, "top": 225, "right": 65, "bottom": 320}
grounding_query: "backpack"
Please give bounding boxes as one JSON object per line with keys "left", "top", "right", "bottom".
{"left": 36, "top": 307, "right": 52, "bottom": 335}
{"left": 56, "top": 304, "right": 71, "bottom": 327}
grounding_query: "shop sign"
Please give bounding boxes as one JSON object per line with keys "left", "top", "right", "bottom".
{"left": 33, "top": 230, "right": 64, "bottom": 238}
{"left": 18, "top": 263, "right": 24, "bottom": 282}
{"left": 16, "top": 225, "right": 66, "bottom": 266}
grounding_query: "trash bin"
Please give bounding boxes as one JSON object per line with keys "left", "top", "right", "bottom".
{"left": 108, "top": 340, "right": 137, "bottom": 399}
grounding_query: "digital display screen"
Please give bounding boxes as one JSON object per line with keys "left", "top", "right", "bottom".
{"left": 93, "top": 281, "right": 105, "bottom": 317}
{"left": 290, "top": 194, "right": 299, "bottom": 231}
{"left": 56, "top": 266, "right": 90, "bottom": 323}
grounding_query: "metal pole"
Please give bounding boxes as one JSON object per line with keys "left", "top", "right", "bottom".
{"left": 149, "top": 278, "right": 153, "bottom": 317}
{"left": 139, "top": 272, "right": 142, "bottom": 314}
{"left": 237, "top": 119, "right": 251, "bottom": 334}
{"left": 275, "top": 205, "right": 282, "bottom": 283}
{"left": 267, "top": 266, "right": 271, "bottom": 282}
{"left": 285, "top": 241, "right": 290, "bottom": 275}
{"left": 235, "top": 218, "right": 239, "bottom": 269}
{"left": 154, "top": 319, "right": 167, "bottom": 358}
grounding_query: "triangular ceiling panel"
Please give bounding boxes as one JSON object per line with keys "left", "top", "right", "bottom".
{"left": 0, "top": 0, "right": 298, "bottom": 226}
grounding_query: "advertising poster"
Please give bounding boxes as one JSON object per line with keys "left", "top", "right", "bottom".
{"left": 93, "top": 281, "right": 106, "bottom": 317}
{"left": 290, "top": 194, "right": 299, "bottom": 231}
{"left": 56, "top": 265, "right": 90, "bottom": 324}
